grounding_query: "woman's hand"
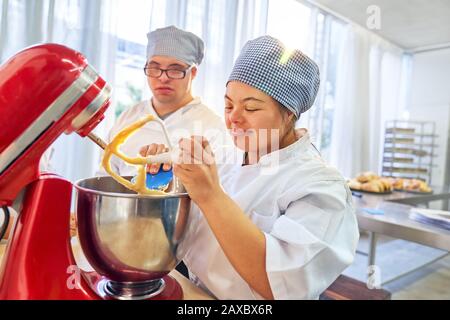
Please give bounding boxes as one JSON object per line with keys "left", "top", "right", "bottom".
{"left": 139, "top": 144, "right": 172, "bottom": 174}
{"left": 173, "top": 136, "right": 222, "bottom": 205}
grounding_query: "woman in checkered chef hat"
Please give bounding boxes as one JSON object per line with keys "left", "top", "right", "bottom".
{"left": 145, "top": 36, "right": 359, "bottom": 300}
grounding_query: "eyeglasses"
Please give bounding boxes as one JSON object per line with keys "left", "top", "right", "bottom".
{"left": 144, "top": 64, "right": 194, "bottom": 79}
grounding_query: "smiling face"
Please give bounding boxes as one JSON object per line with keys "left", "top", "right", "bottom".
{"left": 146, "top": 55, "right": 197, "bottom": 112}
{"left": 224, "top": 81, "right": 296, "bottom": 160}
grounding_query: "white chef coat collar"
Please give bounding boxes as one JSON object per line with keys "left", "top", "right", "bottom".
{"left": 147, "top": 96, "right": 203, "bottom": 120}
{"left": 252, "top": 129, "right": 312, "bottom": 167}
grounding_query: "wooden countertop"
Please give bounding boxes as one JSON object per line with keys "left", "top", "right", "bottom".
{"left": 170, "top": 270, "right": 213, "bottom": 300}
{"left": 0, "top": 239, "right": 212, "bottom": 300}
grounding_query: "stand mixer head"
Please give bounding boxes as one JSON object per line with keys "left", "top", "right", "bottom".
{"left": 0, "top": 44, "right": 187, "bottom": 300}
{"left": 0, "top": 44, "right": 111, "bottom": 206}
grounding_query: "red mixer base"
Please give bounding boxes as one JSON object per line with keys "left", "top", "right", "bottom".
{"left": 84, "top": 272, "right": 184, "bottom": 300}
{"left": 151, "top": 275, "right": 183, "bottom": 300}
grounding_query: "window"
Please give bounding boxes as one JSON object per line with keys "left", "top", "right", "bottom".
{"left": 308, "top": 14, "right": 346, "bottom": 160}
{"left": 267, "top": 1, "right": 346, "bottom": 161}
{"left": 267, "top": 0, "right": 312, "bottom": 54}
{"left": 0, "top": 0, "right": 26, "bottom": 60}
{"left": 113, "top": 0, "right": 153, "bottom": 118}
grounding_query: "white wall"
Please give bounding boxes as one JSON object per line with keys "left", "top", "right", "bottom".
{"left": 411, "top": 48, "right": 450, "bottom": 106}
{"left": 409, "top": 48, "right": 450, "bottom": 187}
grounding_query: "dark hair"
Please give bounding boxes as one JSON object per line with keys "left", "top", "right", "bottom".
{"left": 278, "top": 103, "right": 297, "bottom": 132}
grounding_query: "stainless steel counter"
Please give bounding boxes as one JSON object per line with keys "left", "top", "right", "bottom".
{"left": 352, "top": 186, "right": 450, "bottom": 275}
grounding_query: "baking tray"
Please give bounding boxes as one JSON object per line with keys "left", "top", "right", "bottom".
{"left": 350, "top": 188, "right": 393, "bottom": 195}
{"left": 394, "top": 188, "right": 433, "bottom": 195}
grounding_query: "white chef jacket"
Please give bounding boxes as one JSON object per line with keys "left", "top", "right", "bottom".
{"left": 177, "top": 132, "right": 359, "bottom": 300}
{"left": 98, "top": 97, "right": 228, "bottom": 176}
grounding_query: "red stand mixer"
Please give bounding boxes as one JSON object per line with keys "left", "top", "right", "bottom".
{"left": 0, "top": 44, "right": 188, "bottom": 300}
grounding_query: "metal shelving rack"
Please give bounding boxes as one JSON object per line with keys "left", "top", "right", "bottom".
{"left": 381, "top": 120, "right": 437, "bottom": 184}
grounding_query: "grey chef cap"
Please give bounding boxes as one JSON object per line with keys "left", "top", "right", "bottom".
{"left": 146, "top": 25, "right": 204, "bottom": 66}
{"left": 228, "top": 36, "right": 320, "bottom": 118}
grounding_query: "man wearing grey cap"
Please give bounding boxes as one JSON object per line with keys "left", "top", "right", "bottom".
{"left": 102, "top": 26, "right": 226, "bottom": 177}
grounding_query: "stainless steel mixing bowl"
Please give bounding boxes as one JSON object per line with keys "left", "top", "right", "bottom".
{"left": 74, "top": 176, "right": 190, "bottom": 283}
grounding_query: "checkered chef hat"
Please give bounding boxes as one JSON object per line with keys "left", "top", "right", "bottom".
{"left": 228, "top": 36, "right": 320, "bottom": 118}
{"left": 147, "top": 25, "right": 204, "bottom": 66}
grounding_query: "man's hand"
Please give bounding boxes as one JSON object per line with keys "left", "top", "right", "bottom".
{"left": 139, "top": 144, "right": 172, "bottom": 174}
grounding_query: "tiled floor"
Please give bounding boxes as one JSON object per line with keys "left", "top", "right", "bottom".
{"left": 387, "top": 254, "right": 450, "bottom": 299}
{"left": 347, "top": 231, "right": 450, "bottom": 299}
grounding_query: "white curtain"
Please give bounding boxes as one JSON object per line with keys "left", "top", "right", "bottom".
{"left": 371, "top": 47, "right": 407, "bottom": 174}
{"left": 329, "top": 24, "right": 407, "bottom": 178}
{"left": 329, "top": 26, "right": 371, "bottom": 178}
{"left": 0, "top": 0, "right": 118, "bottom": 182}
